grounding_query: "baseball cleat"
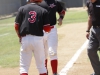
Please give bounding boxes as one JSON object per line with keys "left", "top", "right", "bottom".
{"left": 90, "top": 73, "right": 95, "bottom": 75}
{"left": 53, "top": 73, "right": 59, "bottom": 75}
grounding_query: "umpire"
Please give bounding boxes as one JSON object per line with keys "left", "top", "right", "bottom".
{"left": 86, "top": 0, "right": 100, "bottom": 75}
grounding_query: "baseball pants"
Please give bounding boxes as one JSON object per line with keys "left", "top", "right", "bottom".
{"left": 43, "top": 25, "right": 58, "bottom": 60}
{"left": 87, "top": 26, "right": 100, "bottom": 75}
{"left": 20, "top": 35, "right": 47, "bottom": 74}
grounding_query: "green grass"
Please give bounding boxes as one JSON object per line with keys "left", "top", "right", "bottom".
{"left": 64, "top": 10, "right": 88, "bottom": 23}
{"left": 0, "top": 17, "right": 15, "bottom": 24}
{"left": 57, "top": 10, "right": 88, "bottom": 24}
{"left": 0, "top": 26, "right": 20, "bottom": 67}
{"left": 0, "top": 9, "right": 88, "bottom": 68}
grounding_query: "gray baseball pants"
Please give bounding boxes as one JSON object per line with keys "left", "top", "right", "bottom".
{"left": 87, "top": 26, "right": 100, "bottom": 75}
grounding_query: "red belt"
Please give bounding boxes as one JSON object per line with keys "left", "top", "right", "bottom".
{"left": 50, "top": 26, "right": 54, "bottom": 29}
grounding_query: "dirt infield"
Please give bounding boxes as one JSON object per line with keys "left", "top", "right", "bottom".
{"left": 0, "top": 22, "right": 94, "bottom": 75}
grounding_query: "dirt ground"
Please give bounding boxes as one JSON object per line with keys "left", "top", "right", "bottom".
{"left": 0, "top": 22, "right": 94, "bottom": 75}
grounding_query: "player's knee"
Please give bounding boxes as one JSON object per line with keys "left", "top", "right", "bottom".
{"left": 49, "top": 53, "right": 57, "bottom": 60}
{"left": 48, "top": 47, "right": 56, "bottom": 55}
{"left": 48, "top": 47, "right": 57, "bottom": 60}
{"left": 87, "top": 46, "right": 98, "bottom": 57}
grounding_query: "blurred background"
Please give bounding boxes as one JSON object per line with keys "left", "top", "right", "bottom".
{"left": 0, "top": 0, "right": 87, "bottom": 18}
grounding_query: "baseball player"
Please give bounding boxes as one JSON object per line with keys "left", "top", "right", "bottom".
{"left": 14, "top": 0, "right": 51, "bottom": 75}
{"left": 39, "top": 0, "right": 66, "bottom": 75}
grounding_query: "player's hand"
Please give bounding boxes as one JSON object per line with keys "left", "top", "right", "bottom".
{"left": 58, "top": 18, "right": 62, "bottom": 26}
{"left": 86, "top": 32, "right": 90, "bottom": 39}
{"left": 19, "top": 37, "right": 22, "bottom": 43}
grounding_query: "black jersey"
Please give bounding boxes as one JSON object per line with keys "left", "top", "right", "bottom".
{"left": 15, "top": 3, "right": 49, "bottom": 36}
{"left": 87, "top": 0, "right": 100, "bottom": 26}
{"left": 39, "top": 0, "right": 64, "bottom": 26}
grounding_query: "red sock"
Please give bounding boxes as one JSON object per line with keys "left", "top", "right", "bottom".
{"left": 40, "top": 73, "right": 47, "bottom": 75}
{"left": 20, "top": 73, "right": 28, "bottom": 75}
{"left": 45, "top": 59, "right": 48, "bottom": 74}
{"left": 51, "top": 60, "right": 58, "bottom": 73}
{"left": 45, "top": 59, "right": 48, "bottom": 69}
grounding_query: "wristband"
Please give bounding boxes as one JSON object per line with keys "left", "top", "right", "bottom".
{"left": 86, "top": 30, "right": 90, "bottom": 32}
{"left": 60, "top": 16, "right": 64, "bottom": 19}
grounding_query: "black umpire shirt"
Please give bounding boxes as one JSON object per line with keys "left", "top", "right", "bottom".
{"left": 39, "top": 0, "right": 64, "bottom": 26}
{"left": 87, "top": 0, "right": 100, "bottom": 26}
{"left": 15, "top": 3, "right": 49, "bottom": 36}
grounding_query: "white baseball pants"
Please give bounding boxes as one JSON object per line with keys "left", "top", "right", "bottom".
{"left": 43, "top": 25, "right": 58, "bottom": 60}
{"left": 20, "top": 35, "right": 47, "bottom": 74}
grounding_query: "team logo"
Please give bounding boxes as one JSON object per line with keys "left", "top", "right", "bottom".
{"left": 49, "top": 3, "right": 56, "bottom": 8}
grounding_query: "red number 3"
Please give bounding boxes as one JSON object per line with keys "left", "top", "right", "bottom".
{"left": 28, "top": 11, "right": 37, "bottom": 23}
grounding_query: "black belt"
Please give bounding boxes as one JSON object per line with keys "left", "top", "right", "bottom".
{"left": 21, "top": 34, "right": 42, "bottom": 37}
{"left": 93, "top": 26, "right": 100, "bottom": 28}
{"left": 21, "top": 34, "right": 31, "bottom": 37}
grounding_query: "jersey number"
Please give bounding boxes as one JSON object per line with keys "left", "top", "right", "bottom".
{"left": 28, "top": 11, "right": 37, "bottom": 23}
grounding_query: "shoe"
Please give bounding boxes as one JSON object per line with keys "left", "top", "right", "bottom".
{"left": 47, "top": 71, "right": 48, "bottom": 75}
{"left": 53, "top": 73, "right": 59, "bottom": 75}
{"left": 90, "top": 73, "right": 95, "bottom": 75}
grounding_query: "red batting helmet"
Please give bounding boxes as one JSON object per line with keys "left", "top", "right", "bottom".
{"left": 33, "top": 0, "right": 43, "bottom": 2}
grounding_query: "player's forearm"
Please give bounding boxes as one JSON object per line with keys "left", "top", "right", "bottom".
{"left": 86, "top": 15, "right": 92, "bottom": 32}
{"left": 14, "top": 23, "right": 21, "bottom": 38}
{"left": 58, "top": 10, "right": 66, "bottom": 20}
